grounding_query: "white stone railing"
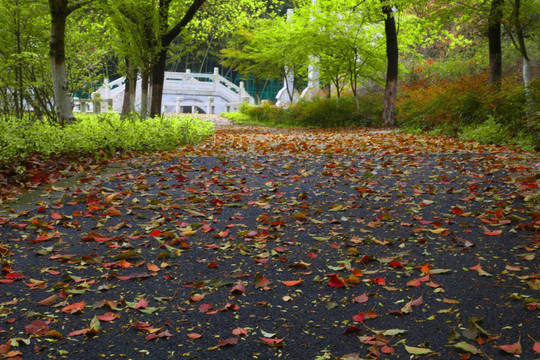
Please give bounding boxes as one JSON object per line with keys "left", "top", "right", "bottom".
{"left": 73, "top": 97, "right": 113, "bottom": 114}
{"left": 164, "top": 96, "right": 247, "bottom": 115}
{"left": 90, "top": 68, "right": 254, "bottom": 114}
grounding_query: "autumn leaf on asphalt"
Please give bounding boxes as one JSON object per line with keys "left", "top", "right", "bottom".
{"left": 254, "top": 273, "right": 270, "bottom": 288}
{"left": 352, "top": 313, "right": 365, "bottom": 323}
{"left": 484, "top": 228, "right": 503, "bottom": 236}
{"left": 352, "top": 311, "right": 378, "bottom": 323}
{"left": 454, "top": 341, "right": 481, "bottom": 355}
{"left": 61, "top": 300, "right": 85, "bottom": 314}
{"left": 217, "top": 337, "right": 238, "bottom": 347}
{"left": 402, "top": 342, "right": 434, "bottom": 355}
{"left": 147, "top": 263, "right": 161, "bottom": 272}
{"left": 327, "top": 275, "right": 347, "bottom": 288}
{"left": 68, "top": 328, "right": 90, "bottom": 337}
{"left": 470, "top": 264, "right": 492, "bottom": 277}
{"left": 352, "top": 293, "right": 369, "bottom": 303}
{"left": 401, "top": 296, "right": 423, "bottom": 314}
{"left": 149, "top": 229, "right": 161, "bottom": 237}
{"left": 232, "top": 327, "right": 248, "bottom": 336}
{"left": 187, "top": 333, "right": 202, "bottom": 339}
{"left": 97, "top": 312, "right": 121, "bottom": 322}
{"left": 260, "top": 337, "right": 284, "bottom": 347}
{"left": 25, "top": 320, "right": 49, "bottom": 335}
{"left": 230, "top": 283, "right": 246, "bottom": 294}
{"left": 38, "top": 294, "right": 58, "bottom": 306}
{"left": 199, "top": 303, "right": 213, "bottom": 313}
{"left": 135, "top": 297, "right": 148, "bottom": 309}
{"left": 282, "top": 278, "right": 303, "bottom": 286}
{"left": 529, "top": 335, "right": 540, "bottom": 353}
{"left": 371, "top": 277, "right": 386, "bottom": 285}
{"left": 499, "top": 339, "right": 522, "bottom": 354}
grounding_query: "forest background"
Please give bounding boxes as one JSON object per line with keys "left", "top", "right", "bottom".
{"left": 0, "top": 0, "right": 538, "bottom": 172}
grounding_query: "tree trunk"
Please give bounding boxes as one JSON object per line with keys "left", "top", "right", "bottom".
{"left": 49, "top": 0, "right": 75, "bottom": 125}
{"left": 150, "top": 0, "right": 207, "bottom": 117}
{"left": 121, "top": 64, "right": 138, "bottom": 117}
{"left": 150, "top": 49, "right": 167, "bottom": 117}
{"left": 121, "top": 58, "right": 132, "bottom": 117}
{"left": 488, "top": 0, "right": 503, "bottom": 88}
{"left": 141, "top": 69, "right": 149, "bottom": 118}
{"left": 510, "top": 0, "right": 532, "bottom": 121}
{"left": 382, "top": 4, "right": 398, "bottom": 127}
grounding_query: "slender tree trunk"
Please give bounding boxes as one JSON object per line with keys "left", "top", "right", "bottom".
{"left": 121, "top": 63, "right": 138, "bottom": 117}
{"left": 150, "top": 0, "right": 207, "bottom": 117}
{"left": 141, "top": 69, "right": 149, "bottom": 118}
{"left": 129, "top": 68, "right": 138, "bottom": 113}
{"left": 150, "top": 49, "right": 167, "bottom": 117}
{"left": 49, "top": 0, "right": 75, "bottom": 125}
{"left": 488, "top": 0, "right": 503, "bottom": 88}
{"left": 509, "top": 0, "right": 532, "bottom": 121}
{"left": 121, "top": 58, "right": 132, "bottom": 117}
{"left": 15, "top": 2, "right": 23, "bottom": 119}
{"left": 382, "top": 4, "right": 398, "bottom": 127}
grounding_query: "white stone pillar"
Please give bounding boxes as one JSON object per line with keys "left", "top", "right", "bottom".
{"left": 207, "top": 97, "right": 214, "bottom": 114}
{"left": 301, "top": 0, "right": 320, "bottom": 100}
{"left": 214, "top": 67, "right": 219, "bottom": 92}
{"left": 102, "top": 78, "right": 111, "bottom": 99}
{"left": 276, "top": 9, "right": 296, "bottom": 107}
{"left": 239, "top": 81, "right": 245, "bottom": 102}
{"left": 176, "top": 97, "right": 183, "bottom": 113}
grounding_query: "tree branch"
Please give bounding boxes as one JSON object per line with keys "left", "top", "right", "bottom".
{"left": 163, "top": 0, "right": 206, "bottom": 47}
{"left": 67, "top": 0, "right": 94, "bottom": 15}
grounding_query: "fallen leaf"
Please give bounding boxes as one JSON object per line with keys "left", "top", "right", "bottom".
{"left": 135, "top": 297, "right": 148, "bottom": 309}
{"left": 25, "top": 320, "right": 49, "bottom": 335}
{"left": 259, "top": 337, "right": 284, "bottom": 347}
{"left": 254, "top": 273, "right": 270, "bottom": 288}
{"left": 97, "top": 312, "right": 121, "bottom": 322}
{"left": 353, "top": 293, "right": 369, "bottom": 303}
{"left": 218, "top": 337, "right": 238, "bottom": 347}
{"left": 232, "top": 327, "right": 248, "bottom": 336}
{"left": 282, "top": 278, "right": 303, "bottom": 286}
{"left": 499, "top": 340, "right": 522, "bottom": 354}
{"left": 403, "top": 343, "right": 434, "bottom": 355}
{"left": 328, "top": 275, "right": 347, "bottom": 288}
{"left": 147, "top": 263, "right": 161, "bottom": 272}
{"left": 38, "top": 294, "right": 58, "bottom": 306}
{"left": 61, "top": 301, "right": 85, "bottom": 314}
{"left": 454, "top": 341, "right": 481, "bottom": 354}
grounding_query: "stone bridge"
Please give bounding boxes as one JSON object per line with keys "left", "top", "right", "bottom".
{"left": 75, "top": 68, "right": 254, "bottom": 115}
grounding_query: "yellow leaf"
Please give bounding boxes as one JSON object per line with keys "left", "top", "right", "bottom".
{"left": 403, "top": 343, "right": 434, "bottom": 355}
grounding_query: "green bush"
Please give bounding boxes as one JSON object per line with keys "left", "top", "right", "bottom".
{"left": 0, "top": 112, "right": 214, "bottom": 166}
{"left": 458, "top": 116, "right": 511, "bottom": 144}
{"left": 397, "top": 74, "right": 539, "bottom": 150}
{"left": 223, "top": 93, "right": 384, "bottom": 128}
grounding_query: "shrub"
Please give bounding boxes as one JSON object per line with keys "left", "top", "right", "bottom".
{"left": 459, "top": 115, "right": 511, "bottom": 144}
{"left": 0, "top": 112, "right": 214, "bottom": 166}
{"left": 224, "top": 93, "right": 384, "bottom": 128}
{"left": 397, "top": 73, "right": 539, "bottom": 150}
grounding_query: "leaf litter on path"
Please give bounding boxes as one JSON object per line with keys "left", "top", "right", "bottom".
{"left": 0, "top": 126, "right": 538, "bottom": 359}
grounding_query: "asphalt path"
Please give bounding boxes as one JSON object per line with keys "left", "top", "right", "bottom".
{"left": 0, "top": 126, "right": 538, "bottom": 360}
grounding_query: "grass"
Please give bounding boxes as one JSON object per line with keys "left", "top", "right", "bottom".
{"left": 0, "top": 112, "right": 215, "bottom": 167}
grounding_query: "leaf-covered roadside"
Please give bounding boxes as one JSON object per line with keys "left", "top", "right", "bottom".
{"left": 0, "top": 114, "right": 214, "bottom": 204}
{"left": 0, "top": 126, "right": 538, "bottom": 359}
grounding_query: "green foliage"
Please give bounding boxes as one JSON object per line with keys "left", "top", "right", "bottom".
{"left": 458, "top": 115, "right": 512, "bottom": 144}
{"left": 398, "top": 74, "right": 540, "bottom": 151}
{"left": 224, "top": 93, "right": 384, "bottom": 128}
{"left": 0, "top": 113, "right": 214, "bottom": 166}
{"left": 0, "top": 0, "right": 52, "bottom": 119}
